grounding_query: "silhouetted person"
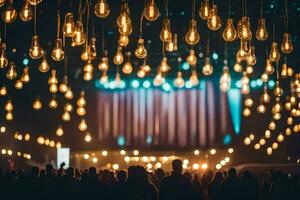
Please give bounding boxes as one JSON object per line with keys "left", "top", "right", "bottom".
{"left": 220, "top": 168, "right": 242, "bottom": 200}
{"left": 112, "top": 170, "right": 134, "bottom": 200}
{"left": 269, "top": 171, "right": 288, "bottom": 200}
{"left": 208, "top": 172, "right": 223, "bottom": 200}
{"left": 159, "top": 159, "right": 201, "bottom": 200}
{"left": 240, "top": 171, "right": 259, "bottom": 200}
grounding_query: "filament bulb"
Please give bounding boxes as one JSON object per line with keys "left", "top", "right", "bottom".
{"left": 0, "top": 42, "right": 8, "bottom": 68}
{"left": 99, "top": 71, "right": 108, "bottom": 84}
{"left": 72, "top": 20, "right": 86, "bottom": 46}
{"left": 186, "top": 49, "right": 197, "bottom": 66}
{"left": 237, "top": 17, "right": 252, "bottom": 41}
{"left": 1, "top": 0, "right": 17, "bottom": 23}
{"left": 241, "top": 72, "right": 250, "bottom": 95}
{"left": 39, "top": 55, "right": 50, "bottom": 73}
{"left": 261, "top": 88, "right": 270, "bottom": 103}
{"left": 29, "top": 35, "right": 44, "bottom": 59}
{"left": 21, "top": 66, "right": 30, "bottom": 83}
{"left": 83, "top": 60, "right": 94, "bottom": 73}
{"left": 118, "top": 34, "right": 129, "bottom": 47}
{"left": 159, "top": 57, "right": 170, "bottom": 73}
{"left": 153, "top": 72, "right": 164, "bottom": 86}
{"left": 51, "top": 38, "right": 64, "bottom": 61}
{"left": 199, "top": 0, "right": 211, "bottom": 20}
{"left": 98, "top": 56, "right": 109, "bottom": 72}
{"left": 233, "top": 62, "right": 243, "bottom": 73}
{"left": 113, "top": 47, "right": 124, "bottom": 65}
{"left": 33, "top": 97, "right": 42, "bottom": 110}
{"left": 160, "top": 17, "right": 172, "bottom": 43}
{"left": 122, "top": 52, "right": 133, "bottom": 74}
{"left": 269, "top": 42, "right": 281, "bottom": 62}
{"left": 6, "top": 61, "right": 17, "bottom": 80}
{"left": 135, "top": 38, "right": 147, "bottom": 59}
{"left": 0, "top": 0, "right": 5, "bottom": 7}
{"left": 144, "top": 0, "right": 159, "bottom": 21}
{"left": 281, "top": 62, "right": 288, "bottom": 79}
{"left": 189, "top": 70, "right": 199, "bottom": 86}
{"left": 256, "top": 18, "right": 268, "bottom": 41}
{"left": 63, "top": 13, "right": 75, "bottom": 37}
{"left": 94, "top": 0, "right": 110, "bottom": 18}
{"left": 236, "top": 40, "right": 249, "bottom": 63}
{"left": 222, "top": 18, "right": 237, "bottom": 42}
{"left": 19, "top": 0, "right": 33, "bottom": 22}
{"left": 247, "top": 45, "right": 256, "bottom": 66}
{"left": 185, "top": 19, "right": 200, "bottom": 45}
{"left": 273, "top": 81, "right": 283, "bottom": 97}
{"left": 220, "top": 65, "right": 231, "bottom": 92}
{"left": 89, "top": 37, "right": 97, "bottom": 60}
{"left": 174, "top": 71, "right": 185, "bottom": 88}
{"left": 207, "top": 5, "right": 222, "bottom": 31}
{"left": 117, "top": 2, "right": 131, "bottom": 27}
{"left": 48, "top": 69, "right": 58, "bottom": 85}
{"left": 265, "top": 58, "right": 274, "bottom": 75}
{"left": 28, "top": 0, "right": 42, "bottom": 5}
{"left": 165, "top": 34, "right": 177, "bottom": 52}
{"left": 49, "top": 96, "right": 58, "bottom": 109}
{"left": 202, "top": 57, "right": 213, "bottom": 76}
{"left": 81, "top": 44, "right": 91, "bottom": 61}
{"left": 281, "top": 32, "right": 293, "bottom": 54}
{"left": 59, "top": 76, "right": 68, "bottom": 93}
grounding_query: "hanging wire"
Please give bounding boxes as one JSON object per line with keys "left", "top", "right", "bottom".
{"left": 164, "top": 0, "right": 169, "bottom": 17}
{"left": 275, "top": 62, "right": 280, "bottom": 81}
{"left": 228, "top": 0, "right": 231, "bottom": 18}
{"left": 244, "top": 0, "right": 247, "bottom": 16}
{"left": 78, "top": 0, "right": 83, "bottom": 20}
{"left": 139, "top": 0, "right": 146, "bottom": 38}
{"left": 64, "top": 56, "right": 68, "bottom": 76}
{"left": 34, "top": 4, "right": 37, "bottom": 35}
{"left": 85, "top": 0, "right": 91, "bottom": 46}
{"left": 284, "top": 0, "right": 289, "bottom": 31}
{"left": 206, "top": 36, "right": 210, "bottom": 55}
{"left": 192, "top": 0, "right": 195, "bottom": 19}
{"left": 3, "top": 24, "right": 6, "bottom": 42}
{"left": 224, "top": 42, "right": 228, "bottom": 61}
{"left": 272, "top": 19, "right": 275, "bottom": 42}
{"left": 56, "top": 0, "right": 61, "bottom": 39}
{"left": 259, "top": 0, "right": 264, "bottom": 18}
{"left": 101, "top": 19, "right": 105, "bottom": 55}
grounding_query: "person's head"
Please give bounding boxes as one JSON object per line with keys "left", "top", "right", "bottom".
{"left": 213, "top": 172, "right": 224, "bottom": 183}
{"left": 66, "top": 167, "right": 74, "bottom": 177}
{"left": 172, "top": 159, "right": 183, "bottom": 174}
{"left": 228, "top": 168, "right": 237, "bottom": 178}
{"left": 242, "top": 171, "right": 252, "bottom": 180}
{"left": 45, "top": 164, "right": 53, "bottom": 175}
{"left": 31, "top": 167, "right": 39, "bottom": 178}
{"left": 117, "top": 170, "right": 127, "bottom": 183}
{"left": 89, "top": 167, "right": 97, "bottom": 176}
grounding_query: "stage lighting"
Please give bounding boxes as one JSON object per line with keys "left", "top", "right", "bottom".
{"left": 102, "top": 150, "right": 108, "bottom": 156}
{"left": 201, "top": 163, "right": 208, "bottom": 170}
{"left": 23, "top": 58, "right": 29, "bottom": 65}
{"left": 192, "top": 163, "right": 199, "bottom": 170}
{"left": 131, "top": 80, "right": 139, "bottom": 88}
{"left": 210, "top": 149, "right": 216, "bottom": 155}
{"left": 120, "top": 150, "right": 126, "bottom": 155}
{"left": 133, "top": 150, "right": 139, "bottom": 156}
{"left": 92, "top": 157, "right": 98, "bottom": 163}
{"left": 83, "top": 154, "right": 89, "bottom": 159}
{"left": 194, "top": 150, "right": 200, "bottom": 155}
{"left": 143, "top": 80, "right": 151, "bottom": 88}
{"left": 112, "top": 164, "right": 119, "bottom": 170}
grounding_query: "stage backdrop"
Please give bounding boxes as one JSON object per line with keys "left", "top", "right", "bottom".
{"left": 96, "top": 81, "right": 238, "bottom": 149}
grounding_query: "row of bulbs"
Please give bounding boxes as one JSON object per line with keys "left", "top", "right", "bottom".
{"left": 1, "top": 148, "right": 32, "bottom": 160}
{"left": 37, "top": 136, "right": 62, "bottom": 148}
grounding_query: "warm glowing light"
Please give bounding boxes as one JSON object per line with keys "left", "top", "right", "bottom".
{"left": 56, "top": 126, "right": 64, "bottom": 137}
{"left": 222, "top": 18, "right": 237, "bottom": 42}
{"left": 133, "top": 150, "right": 139, "bottom": 156}
{"left": 194, "top": 150, "right": 200, "bottom": 155}
{"left": 244, "top": 137, "right": 251, "bottom": 145}
{"left": 83, "top": 153, "right": 90, "bottom": 159}
{"left": 120, "top": 150, "right": 126, "bottom": 155}
{"left": 94, "top": 0, "right": 110, "bottom": 18}
{"left": 201, "top": 163, "right": 208, "bottom": 170}
{"left": 160, "top": 17, "right": 172, "bottom": 42}
{"left": 102, "top": 150, "right": 108, "bottom": 156}
{"left": 277, "top": 134, "right": 284, "bottom": 142}
{"left": 84, "top": 133, "right": 92, "bottom": 143}
{"left": 192, "top": 163, "right": 199, "bottom": 170}
{"left": 112, "top": 163, "right": 119, "bottom": 170}
{"left": 185, "top": 19, "right": 200, "bottom": 45}
{"left": 29, "top": 35, "right": 44, "bottom": 59}
{"left": 144, "top": 0, "right": 159, "bottom": 21}
{"left": 92, "top": 157, "right": 98, "bottom": 163}
{"left": 207, "top": 5, "right": 222, "bottom": 31}
{"left": 216, "top": 164, "right": 222, "bottom": 170}
{"left": 228, "top": 148, "right": 234, "bottom": 154}
{"left": 210, "top": 149, "right": 216, "bottom": 155}
{"left": 78, "top": 119, "right": 88, "bottom": 131}
{"left": 19, "top": 0, "right": 33, "bottom": 22}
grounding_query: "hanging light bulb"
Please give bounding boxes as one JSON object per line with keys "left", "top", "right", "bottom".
{"left": 265, "top": 58, "right": 274, "bottom": 75}
{"left": 220, "top": 64, "right": 231, "bottom": 92}
{"left": 83, "top": 60, "right": 94, "bottom": 73}
{"left": 114, "top": 72, "right": 122, "bottom": 88}
{"left": 0, "top": 86, "right": 7, "bottom": 96}
{"left": 233, "top": 62, "right": 243, "bottom": 73}
{"left": 48, "top": 70, "right": 58, "bottom": 85}
{"left": 15, "top": 79, "right": 24, "bottom": 89}
{"left": 51, "top": 38, "right": 64, "bottom": 61}
{"left": 159, "top": 57, "right": 170, "bottom": 73}
{"left": 236, "top": 40, "right": 248, "bottom": 63}
{"left": 6, "top": 111, "right": 13, "bottom": 121}
{"left": 1, "top": 0, "right": 17, "bottom": 23}
{"left": 117, "top": 2, "right": 131, "bottom": 27}
{"left": 64, "top": 87, "right": 73, "bottom": 99}
{"left": 202, "top": 57, "right": 213, "bottom": 76}
{"left": 186, "top": 49, "right": 197, "bottom": 66}
{"left": 5, "top": 100, "right": 13, "bottom": 111}
{"left": 81, "top": 44, "right": 91, "bottom": 61}
{"left": 165, "top": 34, "right": 177, "bottom": 52}
{"left": 222, "top": 18, "right": 237, "bottom": 42}
{"left": 122, "top": 52, "right": 133, "bottom": 74}
{"left": 281, "top": 62, "right": 288, "bottom": 79}
{"left": 244, "top": 97, "right": 253, "bottom": 107}
{"left": 261, "top": 87, "right": 270, "bottom": 103}
{"left": 72, "top": 20, "right": 86, "bottom": 46}
{"left": 257, "top": 104, "right": 266, "bottom": 114}
{"left": 256, "top": 18, "right": 268, "bottom": 41}
{"left": 39, "top": 55, "right": 49, "bottom": 73}
{"left": 48, "top": 96, "right": 58, "bottom": 109}
{"left": 135, "top": 38, "right": 147, "bottom": 59}
{"left": 243, "top": 108, "right": 251, "bottom": 117}
{"left": 160, "top": 17, "right": 172, "bottom": 43}
{"left": 56, "top": 126, "right": 64, "bottom": 137}
{"left": 29, "top": 35, "right": 44, "bottom": 59}
{"left": 63, "top": 13, "right": 75, "bottom": 37}
{"left": 269, "top": 42, "right": 281, "bottom": 62}
{"left": 118, "top": 34, "right": 129, "bottom": 47}
{"left": 78, "top": 119, "right": 88, "bottom": 131}
{"left": 287, "top": 66, "right": 293, "bottom": 77}
{"left": 241, "top": 72, "right": 250, "bottom": 95}
{"left": 143, "top": 0, "right": 159, "bottom": 21}
{"left": 247, "top": 45, "right": 256, "bottom": 66}
{"left": 33, "top": 97, "right": 42, "bottom": 110}
{"left": 0, "top": 42, "right": 8, "bottom": 68}
{"left": 21, "top": 66, "right": 30, "bottom": 83}
{"left": 273, "top": 81, "right": 283, "bottom": 97}
{"left": 77, "top": 91, "right": 86, "bottom": 107}
{"left": 49, "top": 84, "right": 58, "bottom": 94}
{"left": 189, "top": 70, "right": 199, "bottom": 86}
{"left": 207, "top": 5, "right": 222, "bottom": 31}
{"left": 99, "top": 71, "right": 108, "bottom": 84}
{"left": 246, "top": 65, "right": 253, "bottom": 75}
{"left": 185, "top": 19, "right": 200, "bottom": 45}
{"left": 28, "top": 0, "right": 42, "bottom": 5}
{"left": 141, "top": 63, "right": 151, "bottom": 73}
{"left": 6, "top": 61, "right": 17, "bottom": 80}
{"left": 261, "top": 73, "right": 268, "bottom": 83}
{"left": 59, "top": 76, "right": 68, "bottom": 93}
{"left": 153, "top": 72, "right": 164, "bottom": 86}
{"left": 19, "top": 0, "right": 33, "bottom": 22}
{"left": 84, "top": 133, "right": 92, "bottom": 142}
{"left": 62, "top": 112, "right": 71, "bottom": 121}
{"left": 281, "top": 32, "right": 293, "bottom": 54}
{"left": 113, "top": 47, "right": 124, "bottom": 65}
{"left": 118, "top": 23, "right": 133, "bottom": 36}
{"left": 199, "top": 0, "right": 211, "bottom": 20}
{"left": 94, "top": 0, "right": 110, "bottom": 18}
{"left": 89, "top": 37, "right": 97, "bottom": 60}
{"left": 237, "top": 17, "right": 252, "bottom": 41}
{"left": 174, "top": 71, "right": 185, "bottom": 88}
{"left": 137, "top": 68, "right": 146, "bottom": 78}
{"left": 98, "top": 56, "right": 109, "bottom": 72}
{"left": 83, "top": 72, "right": 93, "bottom": 82}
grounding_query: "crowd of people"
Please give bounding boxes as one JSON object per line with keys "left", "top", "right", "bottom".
{"left": 0, "top": 159, "right": 299, "bottom": 200}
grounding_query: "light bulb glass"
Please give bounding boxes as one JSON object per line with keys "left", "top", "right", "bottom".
{"left": 51, "top": 38, "right": 64, "bottom": 61}
{"left": 0, "top": 42, "right": 8, "bottom": 68}
{"left": 199, "top": 0, "right": 211, "bottom": 20}
{"left": 281, "top": 32, "right": 293, "bottom": 54}
{"left": 113, "top": 47, "right": 124, "bottom": 65}
{"left": 29, "top": 35, "right": 44, "bottom": 59}
{"left": 207, "top": 5, "right": 222, "bottom": 31}
{"left": 39, "top": 56, "right": 50, "bottom": 73}
{"left": 220, "top": 66, "right": 231, "bottom": 92}
{"left": 174, "top": 71, "right": 185, "bottom": 88}
{"left": 48, "top": 97, "right": 58, "bottom": 109}
{"left": 186, "top": 49, "right": 197, "bottom": 66}
{"left": 63, "top": 13, "right": 75, "bottom": 37}
{"left": 21, "top": 67, "right": 30, "bottom": 83}
{"left": 33, "top": 98, "right": 42, "bottom": 110}
{"left": 185, "top": 19, "right": 200, "bottom": 45}
{"left": 28, "top": 0, "right": 42, "bottom": 5}
{"left": 98, "top": 57, "right": 109, "bottom": 72}
{"left": 94, "top": 0, "right": 110, "bottom": 18}
{"left": 144, "top": 0, "right": 159, "bottom": 21}
{"left": 135, "top": 38, "right": 147, "bottom": 59}
{"left": 1, "top": 1, "right": 17, "bottom": 23}
{"left": 15, "top": 79, "right": 23, "bottom": 89}
{"left": 6, "top": 62, "right": 17, "bottom": 80}
{"left": 118, "top": 34, "right": 129, "bottom": 47}
{"left": 72, "top": 21, "right": 86, "bottom": 46}
{"left": 79, "top": 119, "right": 88, "bottom": 131}
{"left": 265, "top": 58, "right": 274, "bottom": 75}
{"left": 222, "top": 18, "right": 237, "bottom": 42}
{"left": 160, "top": 17, "right": 172, "bottom": 43}
{"left": 237, "top": 17, "right": 252, "bottom": 41}
{"left": 189, "top": 70, "right": 199, "bottom": 86}
{"left": 19, "top": 0, "right": 33, "bottom": 22}
{"left": 269, "top": 42, "right": 281, "bottom": 62}
{"left": 256, "top": 18, "right": 268, "bottom": 41}
{"left": 202, "top": 57, "right": 213, "bottom": 76}
{"left": 159, "top": 57, "right": 170, "bottom": 73}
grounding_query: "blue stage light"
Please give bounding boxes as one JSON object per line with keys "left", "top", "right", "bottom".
{"left": 268, "top": 80, "right": 275, "bottom": 88}
{"left": 23, "top": 58, "right": 29, "bottom": 65}
{"left": 212, "top": 52, "right": 219, "bottom": 60}
{"left": 117, "top": 136, "right": 126, "bottom": 146}
{"left": 143, "top": 80, "right": 151, "bottom": 88}
{"left": 256, "top": 79, "right": 263, "bottom": 86}
{"left": 182, "top": 62, "right": 190, "bottom": 70}
{"left": 223, "top": 134, "right": 232, "bottom": 145}
{"left": 228, "top": 89, "right": 242, "bottom": 135}
{"left": 162, "top": 82, "right": 171, "bottom": 92}
{"left": 235, "top": 80, "right": 242, "bottom": 88}
{"left": 250, "top": 80, "right": 257, "bottom": 88}
{"left": 131, "top": 80, "right": 139, "bottom": 88}
{"left": 185, "top": 80, "right": 193, "bottom": 89}
{"left": 146, "top": 135, "right": 152, "bottom": 144}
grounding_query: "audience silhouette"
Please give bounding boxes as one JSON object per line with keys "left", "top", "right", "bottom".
{"left": 0, "top": 159, "right": 299, "bottom": 200}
